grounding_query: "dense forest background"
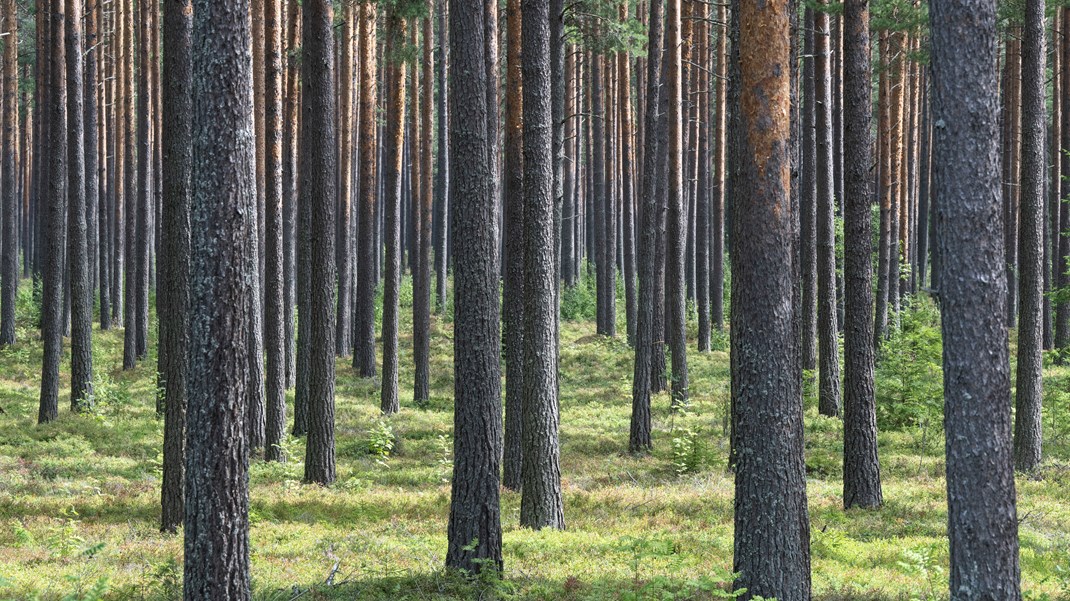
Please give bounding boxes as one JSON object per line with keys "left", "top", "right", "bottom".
{"left": 0, "top": 0, "right": 1066, "bottom": 599}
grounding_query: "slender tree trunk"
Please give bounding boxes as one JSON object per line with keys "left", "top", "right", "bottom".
{"left": 930, "top": 0, "right": 1022, "bottom": 597}
{"left": 414, "top": 9, "right": 434, "bottom": 405}
{"left": 355, "top": 2, "right": 378, "bottom": 377}
{"left": 85, "top": 0, "right": 100, "bottom": 330}
{"left": 694, "top": 3, "right": 710, "bottom": 353}
{"left": 66, "top": 0, "right": 90, "bottom": 409}
{"left": 1, "top": 0, "right": 18, "bottom": 346}
{"left": 183, "top": 0, "right": 256, "bottom": 595}
{"left": 666, "top": 0, "right": 688, "bottom": 407}
{"left": 1014, "top": 0, "right": 1045, "bottom": 473}
{"left": 801, "top": 8, "right": 817, "bottom": 372}
{"left": 434, "top": 0, "right": 449, "bottom": 313}
{"left": 621, "top": 4, "right": 638, "bottom": 347}
{"left": 136, "top": 0, "right": 152, "bottom": 362}
{"left": 122, "top": 0, "right": 137, "bottom": 369}
{"left": 730, "top": 0, "right": 811, "bottom": 597}
{"left": 264, "top": 0, "right": 286, "bottom": 462}
{"left": 302, "top": 0, "right": 337, "bottom": 486}
{"left": 815, "top": 0, "right": 840, "bottom": 417}
{"left": 283, "top": 0, "right": 299, "bottom": 388}
{"left": 446, "top": 0, "right": 503, "bottom": 574}
{"left": 335, "top": 4, "right": 354, "bottom": 357}
{"left": 518, "top": 0, "right": 564, "bottom": 530}
{"left": 39, "top": 0, "right": 66, "bottom": 425}
{"left": 159, "top": 0, "right": 193, "bottom": 533}
{"left": 380, "top": 10, "right": 407, "bottom": 416}
{"left": 711, "top": 2, "right": 726, "bottom": 331}
{"left": 502, "top": 0, "right": 525, "bottom": 491}
{"left": 842, "top": 0, "right": 883, "bottom": 510}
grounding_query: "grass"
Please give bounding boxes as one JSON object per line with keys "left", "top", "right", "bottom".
{"left": 1, "top": 278, "right": 1070, "bottom": 600}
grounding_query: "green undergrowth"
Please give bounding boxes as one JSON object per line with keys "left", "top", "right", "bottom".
{"left": 1, "top": 278, "right": 1070, "bottom": 600}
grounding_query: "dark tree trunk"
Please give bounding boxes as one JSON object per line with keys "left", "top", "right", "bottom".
{"left": 414, "top": 14, "right": 433, "bottom": 405}
{"left": 519, "top": 0, "right": 564, "bottom": 530}
{"left": 85, "top": 0, "right": 99, "bottom": 326}
{"left": 502, "top": 0, "right": 524, "bottom": 491}
{"left": 620, "top": 20, "right": 637, "bottom": 347}
{"left": 1014, "top": 0, "right": 1045, "bottom": 473}
{"left": 800, "top": 8, "right": 817, "bottom": 373}
{"left": 1045, "top": 14, "right": 1059, "bottom": 352}
{"left": 380, "top": 10, "right": 406, "bottom": 417}
{"left": 592, "top": 50, "right": 609, "bottom": 337}
{"left": 561, "top": 47, "right": 575, "bottom": 288}
{"left": 446, "top": 0, "right": 503, "bottom": 575}
{"left": 730, "top": 0, "right": 812, "bottom": 598}
{"left": 0, "top": 0, "right": 16, "bottom": 346}
{"left": 183, "top": 0, "right": 256, "bottom": 595}
{"left": 815, "top": 0, "right": 840, "bottom": 417}
{"left": 67, "top": 0, "right": 91, "bottom": 412}
{"left": 122, "top": 0, "right": 137, "bottom": 371}
{"left": 160, "top": 0, "right": 193, "bottom": 533}
{"left": 666, "top": 0, "right": 688, "bottom": 407}
{"left": 842, "top": 0, "right": 883, "bottom": 510}
{"left": 631, "top": 0, "right": 663, "bottom": 453}
{"left": 694, "top": 4, "right": 710, "bottom": 353}
{"left": 711, "top": 2, "right": 726, "bottom": 331}
{"left": 39, "top": 0, "right": 66, "bottom": 425}
{"left": 336, "top": 5, "right": 354, "bottom": 358}
{"left": 302, "top": 0, "right": 337, "bottom": 486}
{"left": 1058, "top": 8, "right": 1070, "bottom": 354}
{"left": 434, "top": 0, "right": 449, "bottom": 314}
{"left": 136, "top": 0, "right": 152, "bottom": 363}
{"left": 283, "top": 0, "right": 299, "bottom": 388}
{"left": 293, "top": 0, "right": 311, "bottom": 435}
{"left": 354, "top": 2, "right": 378, "bottom": 378}
{"left": 930, "top": 0, "right": 1022, "bottom": 597}
{"left": 264, "top": 0, "right": 287, "bottom": 462}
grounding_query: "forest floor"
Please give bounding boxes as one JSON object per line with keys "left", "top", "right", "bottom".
{"left": 2, "top": 278, "right": 1070, "bottom": 600}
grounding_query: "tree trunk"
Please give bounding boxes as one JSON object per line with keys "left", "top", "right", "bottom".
{"left": 283, "top": 0, "right": 299, "bottom": 388}
{"left": 842, "top": 0, "right": 883, "bottom": 510}
{"left": 445, "top": 0, "right": 503, "bottom": 574}
{"left": 1014, "top": 0, "right": 1045, "bottom": 473}
{"left": 801, "top": 8, "right": 817, "bottom": 372}
{"left": 355, "top": 2, "right": 378, "bottom": 378}
{"left": 930, "top": 0, "right": 1022, "bottom": 597}
{"left": 0, "top": 0, "right": 16, "bottom": 346}
{"left": 815, "top": 0, "right": 840, "bottom": 417}
{"left": 666, "top": 0, "right": 688, "bottom": 407}
{"left": 434, "top": 0, "right": 449, "bottom": 313}
{"left": 302, "top": 0, "right": 337, "bottom": 486}
{"left": 335, "top": 4, "right": 354, "bottom": 357}
{"left": 414, "top": 10, "right": 434, "bottom": 405}
{"left": 621, "top": 4, "right": 637, "bottom": 347}
{"left": 729, "top": 0, "right": 812, "bottom": 597}
{"left": 380, "top": 10, "right": 407, "bottom": 416}
{"left": 39, "top": 0, "right": 66, "bottom": 424}
{"left": 502, "top": 0, "right": 525, "bottom": 491}
{"left": 183, "top": 0, "right": 256, "bottom": 595}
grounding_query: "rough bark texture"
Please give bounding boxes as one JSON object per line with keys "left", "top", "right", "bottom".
{"left": 814, "top": 0, "right": 840, "bottom": 418}
{"left": 800, "top": 9, "right": 817, "bottom": 373}
{"left": 264, "top": 0, "right": 286, "bottom": 462}
{"left": 434, "top": 0, "right": 449, "bottom": 314}
{"left": 183, "top": 0, "right": 255, "bottom": 596}
{"left": 159, "top": 0, "right": 193, "bottom": 533}
{"left": 502, "top": 0, "right": 525, "bottom": 491}
{"left": 842, "top": 0, "right": 883, "bottom": 510}
{"left": 666, "top": 0, "right": 688, "bottom": 407}
{"left": 414, "top": 11, "right": 434, "bottom": 405}
{"left": 446, "top": 0, "right": 503, "bottom": 574}
{"left": 729, "top": 0, "right": 812, "bottom": 598}
{"left": 930, "top": 0, "right": 1022, "bottom": 598}
{"left": 0, "top": 0, "right": 16, "bottom": 346}
{"left": 302, "top": 0, "right": 337, "bottom": 486}
{"left": 630, "top": 0, "right": 663, "bottom": 454}
{"left": 39, "top": 0, "right": 66, "bottom": 425}
{"left": 519, "top": 0, "right": 564, "bottom": 531}
{"left": 1014, "top": 0, "right": 1045, "bottom": 473}
{"left": 355, "top": 2, "right": 378, "bottom": 378}
{"left": 380, "top": 11, "right": 407, "bottom": 417}
{"left": 336, "top": 4, "right": 354, "bottom": 358}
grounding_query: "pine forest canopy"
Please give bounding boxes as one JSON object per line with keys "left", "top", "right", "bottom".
{"left": 0, "top": 0, "right": 1061, "bottom": 599}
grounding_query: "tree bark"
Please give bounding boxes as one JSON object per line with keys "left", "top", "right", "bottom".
{"left": 354, "top": 1, "right": 378, "bottom": 378}
{"left": 1014, "top": 0, "right": 1045, "bottom": 473}
{"left": 815, "top": 0, "right": 840, "bottom": 417}
{"left": 0, "top": 0, "right": 16, "bottom": 346}
{"left": 183, "top": 0, "right": 256, "bottom": 595}
{"left": 930, "top": 0, "right": 1022, "bottom": 597}
{"left": 445, "top": 0, "right": 503, "bottom": 574}
{"left": 842, "top": 0, "right": 883, "bottom": 510}
{"left": 414, "top": 9, "right": 434, "bottom": 405}
{"left": 302, "top": 0, "right": 337, "bottom": 486}
{"left": 730, "top": 0, "right": 812, "bottom": 597}
{"left": 264, "top": 0, "right": 286, "bottom": 462}
{"left": 666, "top": 0, "right": 688, "bottom": 407}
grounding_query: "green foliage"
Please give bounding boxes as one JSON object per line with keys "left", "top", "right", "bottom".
{"left": 897, "top": 544, "right": 945, "bottom": 601}
{"left": 875, "top": 296, "right": 943, "bottom": 438}
{"left": 367, "top": 418, "right": 397, "bottom": 465}
{"left": 561, "top": 270, "right": 598, "bottom": 322}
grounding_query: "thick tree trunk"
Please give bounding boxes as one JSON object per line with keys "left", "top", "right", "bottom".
{"left": 66, "top": 0, "right": 90, "bottom": 412}
{"left": 445, "top": 0, "right": 503, "bottom": 574}
{"left": 930, "top": 0, "right": 1022, "bottom": 597}
{"left": 302, "top": 0, "right": 337, "bottom": 486}
{"left": 729, "top": 1, "right": 811, "bottom": 597}
{"left": 183, "top": 0, "right": 256, "bottom": 595}
{"left": 1014, "top": 0, "right": 1045, "bottom": 473}
{"left": 842, "top": 0, "right": 883, "bottom": 510}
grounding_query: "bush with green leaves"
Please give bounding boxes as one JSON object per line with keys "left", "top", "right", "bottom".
{"left": 875, "top": 296, "right": 943, "bottom": 434}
